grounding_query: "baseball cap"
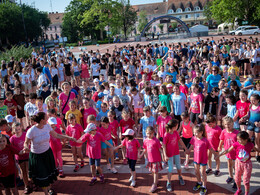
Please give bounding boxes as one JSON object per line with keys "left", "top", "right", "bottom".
{"left": 122, "top": 129, "right": 135, "bottom": 136}
{"left": 48, "top": 117, "right": 57, "bottom": 125}
{"left": 98, "top": 92, "right": 104, "bottom": 98}
{"left": 5, "top": 115, "right": 14, "bottom": 123}
{"left": 93, "top": 78, "right": 99, "bottom": 83}
{"left": 166, "top": 84, "right": 173, "bottom": 88}
{"left": 85, "top": 123, "right": 97, "bottom": 133}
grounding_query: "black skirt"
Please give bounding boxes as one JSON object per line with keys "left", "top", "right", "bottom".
{"left": 29, "top": 148, "right": 58, "bottom": 187}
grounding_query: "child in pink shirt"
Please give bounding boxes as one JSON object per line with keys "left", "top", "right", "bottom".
{"left": 99, "top": 117, "right": 117, "bottom": 174}
{"left": 189, "top": 84, "right": 203, "bottom": 124}
{"left": 217, "top": 131, "right": 260, "bottom": 195}
{"left": 140, "top": 126, "right": 163, "bottom": 193}
{"left": 156, "top": 106, "right": 171, "bottom": 139}
{"left": 205, "top": 113, "right": 222, "bottom": 176}
{"left": 218, "top": 116, "right": 239, "bottom": 188}
{"left": 114, "top": 129, "right": 141, "bottom": 187}
{"left": 66, "top": 113, "right": 84, "bottom": 172}
{"left": 10, "top": 122, "right": 30, "bottom": 194}
{"left": 163, "top": 119, "right": 188, "bottom": 192}
{"left": 178, "top": 111, "right": 194, "bottom": 169}
{"left": 48, "top": 117, "right": 64, "bottom": 178}
{"left": 77, "top": 123, "right": 114, "bottom": 186}
{"left": 108, "top": 110, "right": 119, "bottom": 160}
{"left": 187, "top": 124, "right": 217, "bottom": 195}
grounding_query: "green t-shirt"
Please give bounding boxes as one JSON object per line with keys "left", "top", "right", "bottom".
{"left": 0, "top": 105, "right": 8, "bottom": 119}
{"left": 156, "top": 58, "right": 163, "bottom": 71}
{"left": 159, "top": 94, "right": 172, "bottom": 113}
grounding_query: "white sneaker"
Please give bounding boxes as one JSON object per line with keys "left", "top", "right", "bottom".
{"left": 129, "top": 176, "right": 133, "bottom": 182}
{"left": 184, "top": 163, "right": 189, "bottom": 170}
{"left": 107, "top": 164, "right": 111, "bottom": 170}
{"left": 115, "top": 156, "right": 119, "bottom": 161}
{"left": 130, "top": 180, "right": 136, "bottom": 187}
{"left": 111, "top": 167, "right": 117, "bottom": 174}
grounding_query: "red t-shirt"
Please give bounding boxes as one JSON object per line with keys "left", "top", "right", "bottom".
{"left": 92, "top": 92, "right": 99, "bottom": 102}
{"left": 190, "top": 93, "right": 203, "bottom": 114}
{"left": 141, "top": 71, "right": 153, "bottom": 81}
{"left": 163, "top": 131, "right": 180, "bottom": 157}
{"left": 122, "top": 138, "right": 140, "bottom": 160}
{"left": 4, "top": 99, "right": 17, "bottom": 116}
{"left": 233, "top": 141, "right": 254, "bottom": 163}
{"left": 82, "top": 108, "right": 97, "bottom": 129}
{"left": 179, "top": 85, "right": 188, "bottom": 98}
{"left": 220, "top": 129, "right": 239, "bottom": 160}
{"left": 66, "top": 123, "right": 84, "bottom": 147}
{"left": 236, "top": 100, "right": 251, "bottom": 118}
{"left": 50, "top": 127, "right": 63, "bottom": 153}
{"left": 0, "top": 145, "right": 20, "bottom": 177}
{"left": 157, "top": 116, "right": 172, "bottom": 138}
{"left": 143, "top": 137, "right": 162, "bottom": 163}
{"left": 205, "top": 124, "right": 222, "bottom": 151}
{"left": 10, "top": 132, "right": 29, "bottom": 160}
{"left": 119, "top": 118, "right": 135, "bottom": 134}
{"left": 98, "top": 126, "right": 112, "bottom": 141}
{"left": 109, "top": 120, "right": 119, "bottom": 136}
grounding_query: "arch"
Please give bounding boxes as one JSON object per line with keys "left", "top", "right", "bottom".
{"left": 140, "top": 15, "right": 191, "bottom": 37}
{"left": 176, "top": 8, "right": 182, "bottom": 13}
{"left": 194, "top": 6, "right": 200, "bottom": 11}
{"left": 168, "top": 9, "right": 174, "bottom": 14}
{"left": 185, "top": 7, "right": 191, "bottom": 12}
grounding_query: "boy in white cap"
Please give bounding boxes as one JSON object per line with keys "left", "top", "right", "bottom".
{"left": 114, "top": 129, "right": 141, "bottom": 187}
{"left": 77, "top": 123, "right": 114, "bottom": 186}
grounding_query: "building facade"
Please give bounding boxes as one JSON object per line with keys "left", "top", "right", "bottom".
{"left": 45, "top": 12, "right": 64, "bottom": 40}
{"left": 132, "top": 0, "right": 215, "bottom": 34}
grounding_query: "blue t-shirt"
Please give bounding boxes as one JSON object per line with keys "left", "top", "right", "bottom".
{"left": 96, "top": 110, "right": 108, "bottom": 121}
{"left": 139, "top": 116, "right": 156, "bottom": 138}
{"left": 248, "top": 90, "right": 260, "bottom": 99}
{"left": 227, "top": 104, "right": 239, "bottom": 129}
{"left": 166, "top": 71, "right": 177, "bottom": 83}
{"left": 43, "top": 67, "right": 52, "bottom": 82}
{"left": 163, "top": 47, "right": 169, "bottom": 57}
{"left": 228, "top": 80, "right": 242, "bottom": 88}
{"left": 144, "top": 94, "right": 152, "bottom": 107}
{"left": 206, "top": 74, "right": 222, "bottom": 93}
{"left": 211, "top": 61, "right": 220, "bottom": 67}
{"left": 96, "top": 100, "right": 102, "bottom": 112}
{"left": 171, "top": 92, "right": 186, "bottom": 116}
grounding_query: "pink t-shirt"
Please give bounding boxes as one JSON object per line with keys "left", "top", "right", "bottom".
{"left": 233, "top": 141, "right": 254, "bottom": 163}
{"left": 190, "top": 136, "right": 211, "bottom": 165}
{"left": 56, "top": 117, "right": 63, "bottom": 129}
{"left": 109, "top": 120, "right": 119, "bottom": 136}
{"left": 206, "top": 124, "right": 222, "bottom": 151}
{"left": 98, "top": 126, "right": 112, "bottom": 141}
{"left": 49, "top": 127, "right": 63, "bottom": 153}
{"left": 179, "top": 85, "right": 188, "bottom": 98}
{"left": 220, "top": 129, "right": 239, "bottom": 160}
{"left": 182, "top": 121, "right": 193, "bottom": 138}
{"left": 59, "top": 92, "right": 76, "bottom": 115}
{"left": 66, "top": 123, "right": 83, "bottom": 147}
{"left": 82, "top": 107, "right": 97, "bottom": 129}
{"left": 10, "top": 132, "right": 29, "bottom": 160}
{"left": 122, "top": 138, "right": 141, "bottom": 160}
{"left": 119, "top": 118, "right": 135, "bottom": 134}
{"left": 190, "top": 93, "right": 203, "bottom": 113}
{"left": 236, "top": 100, "right": 250, "bottom": 118}
{"left": 157, "top": 115, "right": 172, "bottom": 138}
{"left": 163, "top": 131, "right": 180, "bottom": 157}
{"left": 143, "top": 137, "right": 162, "bottom": 163}
{"left": 81, "top": 132, "right": 105, "bottom": 159}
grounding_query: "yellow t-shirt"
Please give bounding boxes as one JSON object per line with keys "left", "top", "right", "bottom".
{"left": 65, "top": 109, "right": 83, "bottom": 125}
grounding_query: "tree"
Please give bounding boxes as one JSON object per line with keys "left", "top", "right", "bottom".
{"left": 118, "top": 0, "right": 137, "bottom": 39}
{"left": 157, "top": 24, "right": 164, "bottom": 33}
{"left": 137, "top": 10, "right": 148, "bottom": 33}
{"left": 204, "top": 0, "right": 260, "bottom": 25}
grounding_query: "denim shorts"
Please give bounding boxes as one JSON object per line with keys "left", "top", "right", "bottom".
{"left": 89, "top": 158, "right": 101, "bottom": 166}
{"left": 168, "top": 155, "right": 181, "bottom": 172}
{"left": 194, "top": 161, "right": 207, "bottom": 166}
{"left": 101, "top": 139, "right": 113, "bottom": 149}
{"left": 247, "top": 121, "right": 260, "bottom": 133}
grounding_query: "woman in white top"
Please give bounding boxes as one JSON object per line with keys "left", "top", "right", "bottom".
{"left": 50, "top": 60, "right": 59, "bottom": 90}
{"left": 24, "top": 112, "right": 75, "bottom": 195}
{"left": 250, "top": 44, "right": 257, "bottom": 78}
{"left": 20, "top": 67, "right": 31, "bottom": 95}
{"left": 243, "top": 46, "right": 251, "bottom": 78}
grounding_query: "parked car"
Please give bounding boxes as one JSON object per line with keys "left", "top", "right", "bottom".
{"left": 235, "top": 26, "right": 260, "bottom": 35}
{"left": 229, "top": 26, "right": 251, "bottom": 35}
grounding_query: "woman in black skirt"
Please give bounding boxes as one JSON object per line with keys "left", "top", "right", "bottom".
{"left": 23, "top": 112, "right": 75, "bottom": 195}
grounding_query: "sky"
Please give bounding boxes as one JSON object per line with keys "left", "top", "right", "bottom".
{"left": 19, "top": 0, "right": 162, "bottom": 13}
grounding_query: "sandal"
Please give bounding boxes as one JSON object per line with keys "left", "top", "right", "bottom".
{"left": 24, "top": 187, "right": 30, "bottom": 194}
{"left": 48, "top": 189, "right": 55, "bottom": 195}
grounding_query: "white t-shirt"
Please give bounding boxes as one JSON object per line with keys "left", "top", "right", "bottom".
{"left": 20, "top": 74, "right": 30, "bottom": 85}
{"left": 91, "top": 63, "right": 100, "bottom": 76}
{"left": 24, "top": 102, "right": 38, "bottom": 116}
{"left": 37, "top": 74, "right": 47, "bottom": 90}
{"left": 26, "top": 124, "right": 52, "bottom": 154}
{"left": 50, "top": 68, "right": 58, "bottom": 77}
{"left": 33, "top": 104, "right": 48, "bottom": 115}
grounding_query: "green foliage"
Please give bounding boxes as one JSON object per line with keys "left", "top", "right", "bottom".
{"left": 0, "top": 2, "right": 50, "bottom": 46}
{"left": 138, "top": 10, "right": 148, "bottom": 33}
{"left": 0, "top": 45, "right": 33, "bottom": 63}
{"left": 157, "top": 24, "right": 164, "bottom": 33}
{"left": 204, "top": 0, "right": 260, "bottom": 25}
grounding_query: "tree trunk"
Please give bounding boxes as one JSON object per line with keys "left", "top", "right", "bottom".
{"left": 100, "top": 29, "right": 103, "bottom": 41}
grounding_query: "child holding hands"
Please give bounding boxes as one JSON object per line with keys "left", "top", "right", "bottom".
{"left": 114, "top": 129, "right": 141, "bottom": 187}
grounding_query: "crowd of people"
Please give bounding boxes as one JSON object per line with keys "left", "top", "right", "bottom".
{"left": 0, "top": 36, "right": 260, "bottom": 195}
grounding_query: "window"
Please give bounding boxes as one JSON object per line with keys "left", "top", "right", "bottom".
{"left": 50, "top": 26, "right": 52, "bottom": 31}
{"left": 185, "top": 14, "right": 191, "bottom": 19}
{"left": 168, "top": 9, "right": 174, "bottom": 14}
{"left": 55, "top": 26, "right": 57, "bottom": 31}
{"left": 176, "top": 8, "right": 182, "bottom": 13}
{"left": 177, "top": 15, "right": 182, "bottom": 19}
{"left": 196, "top": 13, "right": 200, "bottom": 18}
{"left": 185, "top": 7, "right": 191, "bottom": 12}
{"left": 194, "top": 6, "right": 200, "bottom": 11}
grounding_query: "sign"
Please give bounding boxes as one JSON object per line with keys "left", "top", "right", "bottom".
{"left": 242, "top": 21, "right": 248, "bottom": 25}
